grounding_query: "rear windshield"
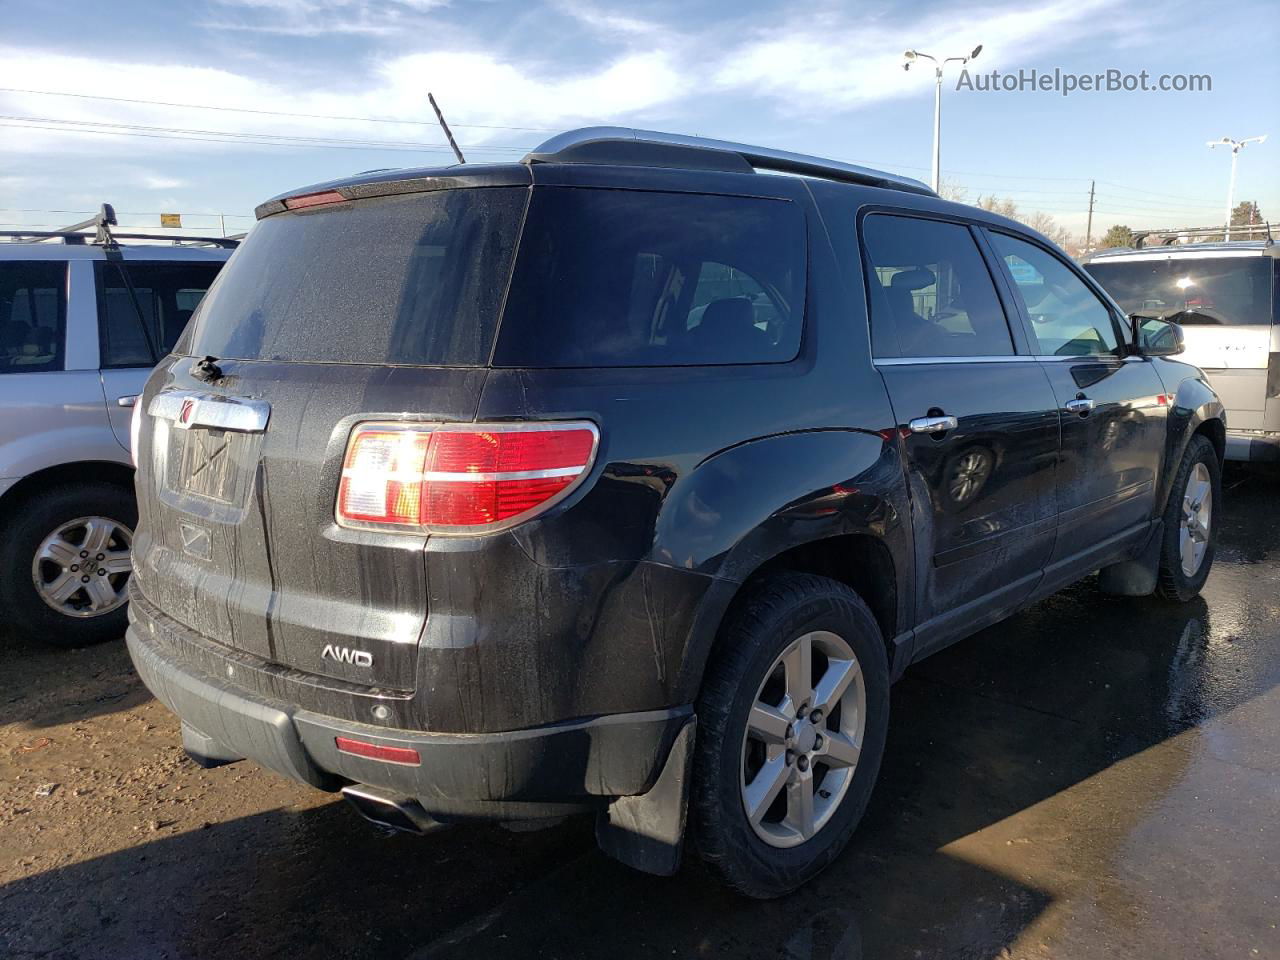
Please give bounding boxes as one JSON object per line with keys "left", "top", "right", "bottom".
{"left": 493, "top": 187, "right": 805, "bottom": 367}
{"left": 188, "top": 187, "right": 527, "bottom": 365}
{"left": 1085, "top": 256, "right": 1275, "bottom": 327}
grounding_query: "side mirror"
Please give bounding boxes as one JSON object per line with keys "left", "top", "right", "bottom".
{"left": 1129, "top": 314, "right": 1185, "bottom": 357}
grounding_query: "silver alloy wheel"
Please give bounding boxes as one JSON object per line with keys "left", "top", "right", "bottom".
{"left": 31, "top": 516, "right": 134, "bottom": 618}
{"left": 740, "top": 630, "right": 866, "bottom": 848}
{"left": 1179, "top": 462, "right": 1212, "bottom": 577}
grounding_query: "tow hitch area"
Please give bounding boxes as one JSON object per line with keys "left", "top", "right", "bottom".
{"left": 340, "top": 783, "right": 451, "bottom": 836}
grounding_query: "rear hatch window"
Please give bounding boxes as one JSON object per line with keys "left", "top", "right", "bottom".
{"left": 1085, "top": 256, "right": 1274, "bottom": 326}
{"left": 187, "top": 184, "right": 806, "bottom": 369}
{"left": 188, "top": 187, "right": 527, "bottom": 365}
{"left": 493, "top": 187, "right": 806, "bottom": 367}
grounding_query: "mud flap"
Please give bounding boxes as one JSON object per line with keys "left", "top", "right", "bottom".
{"left": 1099, "top": 519, "right": 1164, "bottom": 596}
{"left": 181, "top": 721, "right": 244, "bottom": 768}
{"left": 595, "top": 716, "right": 696, "bottom": 877}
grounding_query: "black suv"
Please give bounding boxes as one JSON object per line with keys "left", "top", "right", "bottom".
{"left": 126, "top": 128, "right": 1225, "bottom": 898}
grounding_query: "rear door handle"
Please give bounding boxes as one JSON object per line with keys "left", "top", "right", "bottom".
{"left": 1064, "top": 397, "right": 1095, "bottom": 415}
{"left": 908, "top": 415, "right": 958, "bottom": 434}
{"left": 117, "top": 395, "right": 139, "bottom": 408}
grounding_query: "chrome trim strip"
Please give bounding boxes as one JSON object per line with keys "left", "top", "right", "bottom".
{"left": 149, "top": 390, "right": 271, "bottom": 433}
{"left": 874, "top": 353, "right": 1127, "bottom": 366}
{"left": 874, "top": 355, "right": 1035, "bottom": 365}
{"left": 342, "top": 467, "right": 583, "bottom": 483}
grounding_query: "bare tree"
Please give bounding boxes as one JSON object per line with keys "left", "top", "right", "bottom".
{"left": 937, "top": 177, "right": 969, "bottom": 203}
{"left": 976, "top": 195, "right": 1019, "bottom": 218}
{"left": 977, "top": 196, "right": 1079, "bottom": 253}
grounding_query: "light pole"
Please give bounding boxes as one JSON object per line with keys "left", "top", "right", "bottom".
{"left": 904, "top": 44, "right": 982, "bottom": 193}
{"left": 1207, "top": 135, "right": 1266, "bottom": 241}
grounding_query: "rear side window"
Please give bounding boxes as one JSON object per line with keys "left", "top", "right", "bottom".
{"left": 97, "top": 261, "right": 224, "bottom": 367}
{"left": 189, "top": 188, "right": 527, "bottom": 365}
{"left": 862, "top": 215, "right": 1013, "bottom": 358}
{"left": 0, "top": 261, "right": 65, "bottom": 374}
{"left": 990, "top": 233, "right": 1120, "bottom": 356}
{"left": 494, "top": 188, "right": 805, "bottom": 367}
{"left": 1084, "top": 256, "right": 1274, "bottom": 327}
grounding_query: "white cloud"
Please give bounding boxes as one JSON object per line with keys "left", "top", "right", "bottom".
{"left": 0, "top": 0, "right": 1156, "bottom": 166}
{"left": 137, "top": 173, "right": 188, "bottom": 190}
{"left": 0, "top": 43, "right": 682, "bottom": 161}
{"left": 204, "top": 0, "right": 451, "bottom": 37}
{"left": 712, "top": 0, "right": 1133, "bottom": 112}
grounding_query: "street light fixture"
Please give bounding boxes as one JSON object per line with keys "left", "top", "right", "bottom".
{"left": 1207, "top": 135, "right": 1267, "bottom": 241}
{"left": 904, "top": 44, "right": 982, "bottom": 193}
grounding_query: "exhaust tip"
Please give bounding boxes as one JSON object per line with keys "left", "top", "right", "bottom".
{"left": 341, "top": 784, "right": 450, "bottom": 836}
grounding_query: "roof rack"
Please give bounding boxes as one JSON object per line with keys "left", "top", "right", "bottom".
{"left": 523, "top": 127, "right": 936, "bottom": 197}
{"left": 1128, "top": 222, "right": 1275, "bottom": 249}
{"left": 0, "top": 203, "right": 239, "bottom": 249}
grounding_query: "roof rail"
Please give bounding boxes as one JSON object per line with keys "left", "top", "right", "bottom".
{"left": 0, "top": 203, "right": 239, "bottom": 248}
{"left": 0, "top": 229, "right": 239, "bottom": 248}
{"left": 523, "top": 127, "right": 936, "bottom": 197}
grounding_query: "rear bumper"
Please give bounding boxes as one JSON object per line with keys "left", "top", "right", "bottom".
{"left": 126, "top": 617, "right": 691, "bottom": 817}
{"left": 1225, "top": 430, "right": 1280, "bottom": 463}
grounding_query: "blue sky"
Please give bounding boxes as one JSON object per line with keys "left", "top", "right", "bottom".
{"left": 1, "top": 0, "right": 1277, "bottom": 240}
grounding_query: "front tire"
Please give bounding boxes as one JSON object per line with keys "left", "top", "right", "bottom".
{"left": 0, "top": 481, "right": 137, "bottom": 648}
{"left": 692, "top": 573, "right": 890, "bottom": 898}
{"left": 1156, "top": 434, "right": 1220, "bottom": 602}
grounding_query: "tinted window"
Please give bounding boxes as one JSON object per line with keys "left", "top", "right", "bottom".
{"left": 990, "top": 233, "right": 1119, "bottom": 356}
{"left": 494, "top": 188, "right": 805, "bottom": 367}
{"left": 1085, "top": 256, "right": 1273, "bottom": 327}
{"left": 862, "top": 215, "right": 1013, "bottom": 358}
{"left": 98, "top": 261, "right": 224, "bottom": 367}
{"left": 189, "top": 188, "right": 527, "bottom": 365}
{"left": 0, "top": 261, "right": 65, "bottom": 374}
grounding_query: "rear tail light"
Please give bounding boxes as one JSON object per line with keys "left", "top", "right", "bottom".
{"left": 336, "top": 421, "right": 599, "bottom": 534}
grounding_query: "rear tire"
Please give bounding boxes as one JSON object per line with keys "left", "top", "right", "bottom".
{"left": 0, "top": 482, "right": 137, "bottom": 648}
{"left": 692, "top": 573, "right": 889, "bottom": 899}
{"left": 1156, "top": 435, "right": 1220, "bottom": 602}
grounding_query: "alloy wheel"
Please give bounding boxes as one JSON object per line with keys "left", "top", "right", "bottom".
{"left": 740, "top": 630, "right": 866, "bottom": 848}
{"left": 1179, "top": 462, "right": 1212, "bottom": 577}
{"left": 31, "top": 516, "right": 134, "bottom": 618}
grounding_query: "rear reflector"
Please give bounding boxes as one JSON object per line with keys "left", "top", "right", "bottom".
{"left": 335, "top": 737, "right": 421, "bottom": 766}
{"left": 283, "top": 190, "right": 347, "bottom": 210}
{"left": 336, "top": 421, "right": 599, "bottom": 534}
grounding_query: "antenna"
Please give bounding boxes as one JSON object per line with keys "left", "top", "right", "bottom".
{"left": 427, "top": 92, "right": 466, "bottom": 165}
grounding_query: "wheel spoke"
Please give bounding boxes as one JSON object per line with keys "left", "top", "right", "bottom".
{"left": 819, "top": 730, "right": 861, "bottom": 769}
{"left": 811, "top": 658, "right": 857, "bottom": 715}
{"left": 1181, "top": 530, "right": 1197, "bottom": 571}
{"left": 748, "top": 702, "right": 793, "bottom": 745}
{"left": 39, "top": 537, "right": 79, "bottom": 568}
{"left": 81, "top": 518, "right": 115, "bottom": 555}
{"left": 784, "top": 773, "right": 816, "bottom": 840}
{"left": 102, "top": 551, "right": 133, "bottom": 575}
{"left": 83, "top": 575, "right": 119, "bottom": 611}
{"left": 783, "top": 634, "right": 813, "bottom": 706}
{"left": 45, "top": 571, "right": 81, "bottom": 604}
{"left": 744, "top": 755, "right": 790, "bottom": 825}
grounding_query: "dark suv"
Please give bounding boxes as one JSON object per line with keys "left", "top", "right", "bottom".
{"left": 126, "top": 128, "right": 1225, "bottom": 898}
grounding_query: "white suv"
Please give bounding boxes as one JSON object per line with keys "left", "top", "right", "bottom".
{"left": 1084, "top": 241, "right": 1279, "bottom": 462}
{"left": 0, "top": 211, "right": 233, "bottom": 646}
